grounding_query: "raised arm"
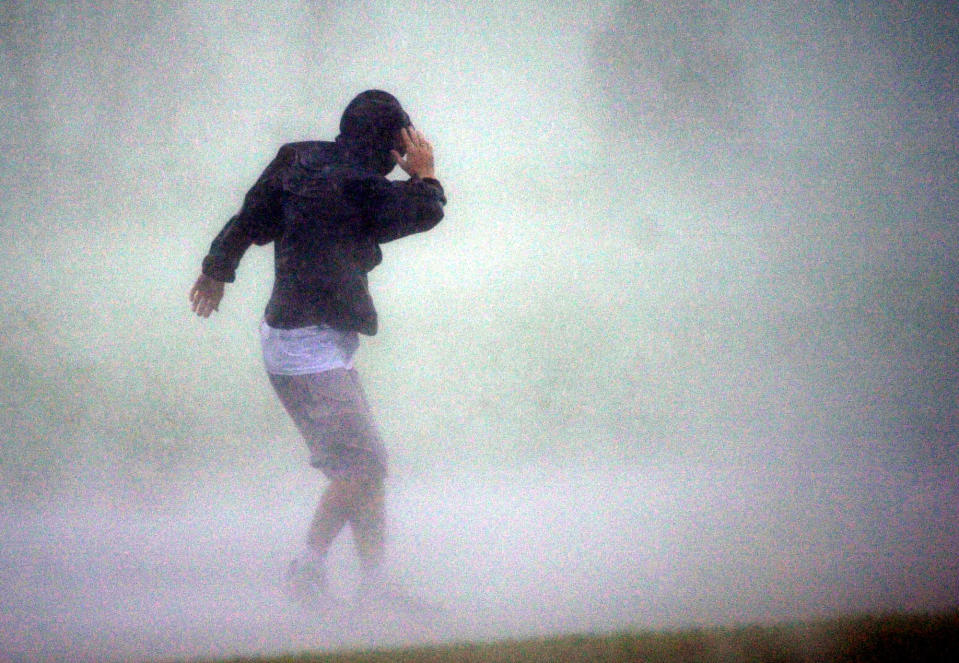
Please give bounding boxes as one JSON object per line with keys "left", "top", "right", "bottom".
{"left": 350, "top": 127, "right": 446, "bottom": 243}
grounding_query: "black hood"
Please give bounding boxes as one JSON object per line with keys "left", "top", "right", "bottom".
{"left": 335, "top": 90, "right": 411, "bottom": 175}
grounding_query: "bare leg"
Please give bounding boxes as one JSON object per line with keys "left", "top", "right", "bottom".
{"left": 347, "top": 475, "right": 386, "bottom": 574}
{"left": 287, "top": 479, "right": 357, "bottom": 601}
{"left": 307, "top": 479, "right": 352, "bottom": 555}
{"left": 309, "top": 475, "right": 386, "bottom": 570}
{"left": 344, "top": 475, "right": 439, "bottom": 613}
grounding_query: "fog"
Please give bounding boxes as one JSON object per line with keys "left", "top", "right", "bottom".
{"left": 1, "top": 1, "right": 957, "bottom": 661}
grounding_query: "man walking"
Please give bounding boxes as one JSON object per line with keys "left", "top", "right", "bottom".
{"left": 189, "top": 90, "right": 445, "bottom": 609}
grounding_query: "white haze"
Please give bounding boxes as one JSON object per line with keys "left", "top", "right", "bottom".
{"left": 1, "top": 1, "right": 957, "bottom": 661}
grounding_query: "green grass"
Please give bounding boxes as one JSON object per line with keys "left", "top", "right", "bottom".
{"left": 187, "top": 609, "right": 959, "bottom": 663}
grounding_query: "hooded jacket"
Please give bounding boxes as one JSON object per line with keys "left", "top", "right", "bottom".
{"left": 201, "top": 91, "right": 446, "bottom": 335}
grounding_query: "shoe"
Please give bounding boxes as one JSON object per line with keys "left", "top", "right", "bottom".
{"left": 283, "top": 557, "right": 328, "bottom": 604}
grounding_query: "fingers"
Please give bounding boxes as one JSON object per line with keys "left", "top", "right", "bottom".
{"left": 193, "top": 295, "right": 217, "bottom": 318}
{"left": 191, "top": 292, "right": 209, "bottom": 316}
{"left": 413, "top": 129, "right": 431, "bottom": 153}
{"left": 406, "top": 125, "right": 421, "bottom": 145}
{"left": 189, "top": 283, "right": 204, "bottom": 315}
{"left": 399, "top": 126, "right": 414, "bottom": 155}
{"left": 396, "top": 127, "right": 435, "bottom": 178}
{"left": 402, "top": 126, "right": 431, "bottom": 154}
{"left": 405, "top": 126, "right": 419, "bottom": 149}
{"left": 189, "top": 280, "right": 206, "bottom": 315}
{"left": 189, "top": 274, "right": 222, "bottom": 317}
{"left": 392, "top": 149, "right": 414, "bottom": 177}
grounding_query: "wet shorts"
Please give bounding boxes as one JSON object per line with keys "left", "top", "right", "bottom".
{"left": 268, "top": 368, "right": 388, "bottom": 480}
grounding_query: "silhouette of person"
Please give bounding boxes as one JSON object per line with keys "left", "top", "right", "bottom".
{"left": 189, "top": 90, "right": 445, "bottom": 609}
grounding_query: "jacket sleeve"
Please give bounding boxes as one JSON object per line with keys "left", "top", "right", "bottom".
{"left": 201, "top": 145, "right": 292, "bottom": 282}
{"left": 349, "top": 176, "right": 446, "bottom": 244}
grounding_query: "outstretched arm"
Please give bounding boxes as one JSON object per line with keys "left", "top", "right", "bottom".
{"left": 190, "top": 145, "right": 291, "bottom": 318}
{"left": 189, "top": 273, "right": 225, "bottom": 318}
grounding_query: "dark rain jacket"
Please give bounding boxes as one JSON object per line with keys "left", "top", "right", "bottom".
{"left": 201, "top": 140, "right": 446, "bottom": 335}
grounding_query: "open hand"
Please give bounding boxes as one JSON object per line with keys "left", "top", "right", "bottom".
{"left": 391, "top": 127, "right": 436, "bottom": 179}
{"left": 189, "top": 273, "right": 225, "bottom": 318}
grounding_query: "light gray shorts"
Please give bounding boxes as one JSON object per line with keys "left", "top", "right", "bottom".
{"left": 268, "top": 368, "right": 387, "bottom": 481}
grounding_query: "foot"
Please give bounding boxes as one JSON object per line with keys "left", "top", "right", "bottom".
{"left": 283, "top": 557, "right": 329, "bottom": 605}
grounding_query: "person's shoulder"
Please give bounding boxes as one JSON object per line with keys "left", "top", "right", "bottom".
{"left": 275, "top": 140, "right": 336, "bottom": 167}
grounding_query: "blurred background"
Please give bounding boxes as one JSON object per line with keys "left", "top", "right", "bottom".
{"left": 1, "top": 1, "right": 956, "bottom": 661}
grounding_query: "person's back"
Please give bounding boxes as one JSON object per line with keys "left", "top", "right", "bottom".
{"left": 263, "top": 139, "right": 384, "bottom": 333}
{"left": 200, "top": 102, "right": 445, "bottom": 334}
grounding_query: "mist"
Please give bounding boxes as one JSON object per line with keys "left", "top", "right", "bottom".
{"left": 2, "top": 1, "right": 957, "bottom": 661}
